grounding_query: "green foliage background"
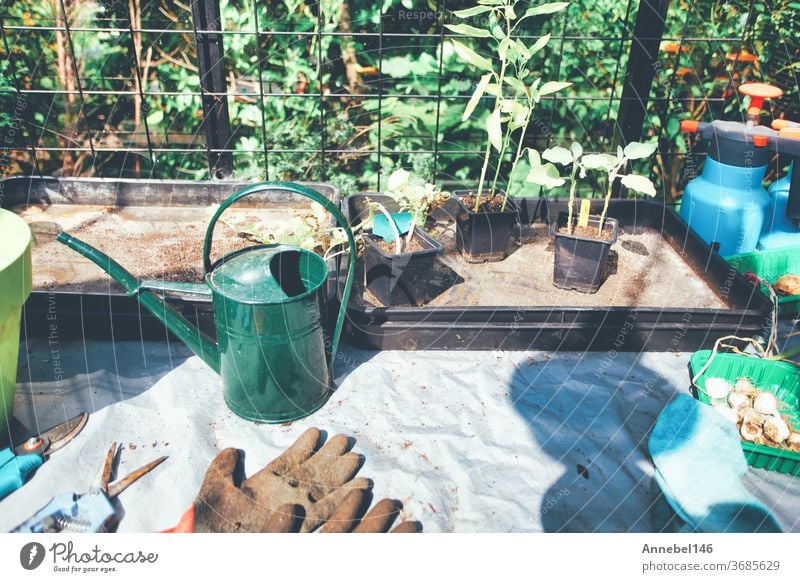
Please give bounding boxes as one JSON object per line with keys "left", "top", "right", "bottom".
{"left": 0, "top": 0, "right": 797, "bottom": 202}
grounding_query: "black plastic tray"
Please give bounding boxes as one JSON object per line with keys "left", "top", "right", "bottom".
{"left": 2, "top": 176, "right": 339, "bottom": 341}
{"left": 342, "top": 196, "right": 773, "bottom": 352}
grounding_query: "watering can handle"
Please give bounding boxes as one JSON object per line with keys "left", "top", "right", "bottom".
{"left": 203, "top": 181, "right": 357, "bottom": 369}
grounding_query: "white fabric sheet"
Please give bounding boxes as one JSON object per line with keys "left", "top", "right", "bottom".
{"left": 3, "top": 333, "right": 799, "bottom": 533}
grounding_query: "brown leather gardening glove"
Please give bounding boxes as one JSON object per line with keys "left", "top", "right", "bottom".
{"left": 319, "top": 489, "right": 421, "bottom": 533}
{"left": 167, "top": 427, "right": 369, "bottom": 533}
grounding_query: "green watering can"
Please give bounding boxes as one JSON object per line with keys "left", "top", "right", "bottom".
{"left": 57, "top": 182, "right": 356, "bottom": 423}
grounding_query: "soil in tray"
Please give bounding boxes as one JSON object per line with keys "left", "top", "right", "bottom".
{"left": 372, "top": 234, "right": 427, "bottom": 254}
{"left": 14, "top": 203, "right": 315, "bottom": 293}
{"left": 353, "top": 221, "right": 727, "bottom": 309}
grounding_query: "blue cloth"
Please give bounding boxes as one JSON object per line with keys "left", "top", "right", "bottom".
{"left": 649, "top": 394, "right": 782, "bottom": 533}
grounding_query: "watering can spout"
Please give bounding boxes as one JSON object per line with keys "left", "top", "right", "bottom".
{"left": 55, "top": 231, "right": 221, "bottom": 373}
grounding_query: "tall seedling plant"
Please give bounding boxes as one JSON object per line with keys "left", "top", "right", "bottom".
{"left": 447, "top": 0, "right": 572, "bottom": 213}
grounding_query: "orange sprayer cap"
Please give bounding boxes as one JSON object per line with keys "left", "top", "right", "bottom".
{"left": 739, "top": 83, "right": 784, "bottom": 118}
{"left": 680, "top": 120, "right": 700, "bottom": 133}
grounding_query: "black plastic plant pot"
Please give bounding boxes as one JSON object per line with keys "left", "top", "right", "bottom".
{"left": 513, "top": 197, "right": 539, "bottom": 225}
{"left": 364, "top": 229, "right": 444, "bottom": 306}
{"left": 454, "top": 190, "right": 519, "bottom": 263}
{"left": 551, "top": 211, "right": 619, "bottom": 294}
{"left": 512, "top": 192, "right": 553, "bottom": 226}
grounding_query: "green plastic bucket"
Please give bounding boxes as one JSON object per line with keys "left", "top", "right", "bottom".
{"left": 0, "top": 209, "right": 32, "bottom": 438}
{"left": 725, "top": 246, "right": 800, "bottom": 316}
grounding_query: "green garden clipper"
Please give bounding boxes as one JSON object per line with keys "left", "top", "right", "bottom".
{"left": 56, "top": 182, "right": 356, "bottom": 424}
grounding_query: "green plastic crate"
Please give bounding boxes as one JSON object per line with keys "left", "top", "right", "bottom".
{"left": 690, "top": 350, "right": 800, "bottom": 476}
{"left": 726, "top": 246, "right": 800, "bottom": 316}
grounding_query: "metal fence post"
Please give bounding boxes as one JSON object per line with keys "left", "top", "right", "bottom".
{"left": 614, "top": 0, "right": 671, "bottom": 195}
{"left": 191, "top": 0, "right": 234, "bottom": 179}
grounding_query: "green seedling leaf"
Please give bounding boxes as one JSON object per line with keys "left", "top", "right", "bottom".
{"left": 499, "top": 99, "right": 526, "bottom": 116}
{"left": 451, "top": 39, "right": 494, "bottom": 72}
{"left": 528, "top": 33, "right": 551, "bottom": 57}
{"left": 508, "top": 157, "right": 533, "bottom": 197}
{"left": 484, "top": 83, "right": 502, "bottom": 97}
{"left": 387, "top": 168, "right": 411, "bottom": 191}
{"left": 505, "top": 4, "right": 517, "bottom": 19}
{"left": 617, "top": 145, "right": 624, "bottom": 161}
{"left": 620, "top": 173, "right": 656, "bottom": 197}
{"left": 542, "top": 146, "right": 573, "bottom": 166}
{"left": 498, "top": 36, "right": 512, "bottom": 60}
{"left": 524, "top": 2, "right": 570, "bottom": 17}
{"left": 373, "top": 212, "right": 413, "bottom": 242}
{"left": 504, "top": 76, "right": 528, "bottom": 95}
{"left": 538, "top": 80, "right": 572, "bottom": 96}
{"left": 582, "top": 153, "right": 618, "bottom": 171}
{"left": 509, "top": 107, "right": 529, "bottom": 130}
{"left": 491, "top": 26, "right": 506, "bottom": 40}
{"left": 623, "top": 140, "right": 658, "bottom": 160}
{"left": 526, "top": 163, "right": 566, "bottom": 189}
{"left": 453, "top": 5, "right": 495, "bottom": 17}
{"left": 528, "top": 147, "right": 542, "bottom": 167}
{"left": 478, "top": 0, "right": 503, "bottom": 5}
{"left": 444, "top": 23, "right": 492, "bottom": 37}
{"left": 488, "top": 14, "right": 505, "bottom": 39}
{"left": 487, "top": 109, "right": 503, "bottom": 152}
{"left": 514, "top": 39, "right": 531, "bottom": 62}
{"left": 570, "top": 141, "right": 583, "bottom": 159}
{"left": 462, "top": 74, "right": 493, "bottom": 121}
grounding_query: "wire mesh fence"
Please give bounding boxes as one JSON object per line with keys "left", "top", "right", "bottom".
{"left": 0, "top": 0, "right": 797, "bottom": 202}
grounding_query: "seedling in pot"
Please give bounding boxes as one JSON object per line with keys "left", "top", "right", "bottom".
{"left": 529, "top": 140, "right": 658, "bottom": 236}
{"left": 527, "top": 140, "right": 658, "bottom": 292}
{"left": 447, "top": 0, "right": 571, "bottom": 213}
{"left": 361, "top": 195, "right": 445, "bottom": 307}
{"left": 383, "top": 169, "right": 450, "bottom": 246}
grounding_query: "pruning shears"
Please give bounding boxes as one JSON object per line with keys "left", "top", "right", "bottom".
{"left": 0, "top": 413, "right": 89, "bottom": 501}
{"left": 12, "top": 442, "right": 167, "bottom": 533}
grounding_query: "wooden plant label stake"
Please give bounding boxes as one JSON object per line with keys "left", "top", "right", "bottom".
{"left": 577, "top": 199, "right": 591, "bottom": 228}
